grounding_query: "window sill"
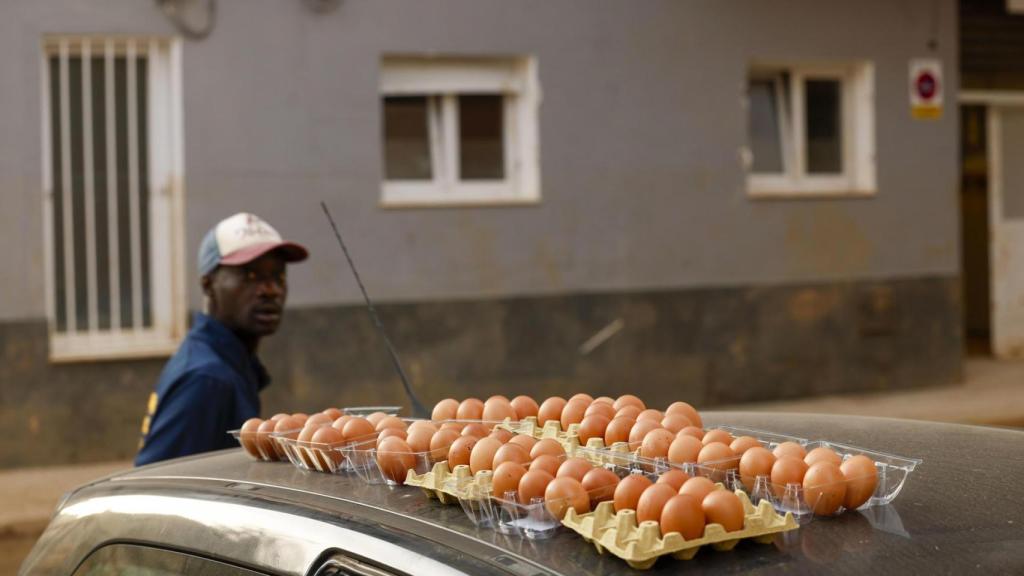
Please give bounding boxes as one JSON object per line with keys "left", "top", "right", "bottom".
{"left": 49, "top": 330, "right": 180, "bottom": 363}
{"left": 747, "top": 188, "right": 877, "bottom": 200}
{"left": 380, "top": 186, "right": 541, "bottom": 209}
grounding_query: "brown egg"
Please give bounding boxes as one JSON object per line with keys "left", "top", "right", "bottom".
{"left": 628, "top": 419, "right": 663, "bottom": 448}
{"left": 431, "top": 398, "right": 459, "bottom": 421}
{"left": 488, "top": 428, "right": 514, "bottom": 444}
{"left": 530, "top": 438, "right": 566, "bottom": 459}
{"left": 613, "top": 474, "right": 653, "bottom": 512}
{"left": 773, "top": 441, "right": 807, "bottom": 460}
{"left": 377, "top": 437, "right": 416, "bottom": 484}
{"left": 604, "top": 416, "right": 636, "bottom": 446}
{"left": 615, "top": 405, "right": 643, "bottom": 420}
{"left": 331, "top": 415, "right": 352, "bottom": 432}
{"left": 486, "top": 394, "right": 510, "bottom": 403}
{"left": 456, "top": 398, "right": 484, "bottom": 420}
{"left": 584, "top": 402, "right": 616, "bottom": 421}
{"left": 439, "top": 421, "right": 464, "bottom": 432}
{"left": 305, "top": 413, "right": 333, "bottom": 428}
{"left": 537, "top": 397, "right": 567, "bottom": 425}
{"left": 679, "top": 426, "right": 705, "bottom": 441}
{"left": 257, "top": 419, "right": 281, "bottom": 459}
{"left": 544, "top": 477, "right": 590, "bottom": 519}
{"left": 274, "top": 415, "right": 303, "bottom": 439}
{"left": 311, "top": 426, "right": 345, "bottom": 467}
{"left": 428, "top": 429, "right": 461, "bottom": 461}
{"left": 661, "top": 414, "right": 693, "bottom": 434}
{"left": 613, "top": 394, "right": 646, "bottom": 412}
{"left": 510, "top": 395, "right": 539, "bottom": 420}
{"left": 269, "top": 413, "right": 289, "bottom": 421}
{"left": 593, "top": 396, "right": 615, "bottom": 405}
{"left": 492, "top": 443, "right": 530, "bottom": 469}
{"left": 322, "top": 407, "right": 343, "bottom": 420}
{"left": 668, "top": 434, "right": 703, "bottom": 465}
{"left": 664, "top": 401, "right": 703, "bottom": 429}
{"left": 679, "top": 476, "right": 717, "bottom": 502}
{"left": 447, "top": 435, "right": 478, "bottom": 469}
{"left": 730, "top": 436, "right": 762, "bottom": 455}
{"left": 365, "top": 412, "right": 386, "bottom": 426}
{"left": 405, "top": 426, "right": 435, "bottom": 454}
{"left": 803, "top": 461, "right": 847, "bottom": 515}
{"left": 508, "top": 434, "right": 538, "bottom": 453}
{"left": 636, "top": 483, "right": 678, "bottom": 524}
{"left": 739, "top": 447, "right": 777, "bottom": 491}
{"left": 292, "top": 413, "right": 309, "bottom": 424}
{"left": 840, "top": 455, "right": 878, "bottom": 510}
{"left": 660, "top": 494, "right": 705, "bottom": 540}
{"left": 469, "top": 437, "right": 503, "bottom": 475}
{"left": 529, "top": 454, "right": 562, "bottom": 477}
{"left": 636, "top": 409, "right": 665, "bottom": 423}
{"left": 770, "top": 456, "right": 809, "bottom": 498}
{"left": 518, "top": 469, "right": 555, "bottom": 505}
{"left": 581, "top": 468, "right": 620, "bottom": 507}
{"left": 697, "top": 442, "right": 737, "bottom": 470}
{"left": 375, "top": 416, "right": 408, "bottom": 432}
{"left": 640, "top": 428, "right": 676, "bottom": 460}
{"left": 569, "top": 393, "right": 594, "bottom": 404}
{"left": 702, "top": 429, "right": 734, "bottom": 446}
{"left": 556, "top": 457, "right": 595, "bottom": 482}
{"left": 560, "top": 399, "right": 590, "bottom": 431}
{"left": 577, "top": 415, "right": 611, "bottom": 445}
{"left": 311, "top": 425, "right": 344, "bottom": 445}
{"left": 407, "top": 420, "right": 439, "bottom": 434}
{"left": 461, "top": 423, "right": 489, "bottom": 438}
{"left": 492, "top": 461, "right": 528, "bottom": 501}
{"left": 239, "top": 418, "right": 262, "bottom": 458}
{"left": 804, "top": 447, "right": 843, "bottom": 468}
{"left": 298, "top": 424, "right": 320, "bottom": 443}
{"left": 482, "top": 397, "right": 517, "bottom": 422}
{"left": 376, "top": 428, "right": 407, "bottom": 447}
{"left": 701, "top": 490, "right": 744, "bottom": 532}
{"left": 656, "top": 469, "right": 691, "bottom": 491}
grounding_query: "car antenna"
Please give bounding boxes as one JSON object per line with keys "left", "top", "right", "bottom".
{"left": 320, "top": 201, "right": 429, "bottom": 419}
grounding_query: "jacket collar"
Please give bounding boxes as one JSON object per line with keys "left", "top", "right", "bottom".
{"left": 192, "top": 313, "right": 271, "bottom": 391}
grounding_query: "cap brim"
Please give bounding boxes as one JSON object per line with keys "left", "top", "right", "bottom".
{"left": 219, "top": 241, "right": 309, "bottom": 267}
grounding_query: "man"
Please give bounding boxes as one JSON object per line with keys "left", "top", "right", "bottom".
{"left": 135, "top": 213, "right": 308, "bottom": 466}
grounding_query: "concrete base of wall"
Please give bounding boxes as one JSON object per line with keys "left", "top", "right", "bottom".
{"left": 0, "top": 275, "right": 961, "bottom": 468}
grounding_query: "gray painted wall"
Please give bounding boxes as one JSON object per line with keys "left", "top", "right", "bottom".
{"left": 0, "top": 0, "right": 959, "bottom": 323}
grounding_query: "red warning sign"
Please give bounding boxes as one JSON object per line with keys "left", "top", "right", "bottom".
{"left": 910, "top": 59, "right": 943, "bottom": 120}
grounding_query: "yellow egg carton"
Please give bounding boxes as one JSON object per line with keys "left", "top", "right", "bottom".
{"left": 404, "top": 461, "right": 493, "bottom": 505}
{"left": 561, "top": 489, "right": 798, "bottom": 570}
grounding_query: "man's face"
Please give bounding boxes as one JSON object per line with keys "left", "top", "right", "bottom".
{"left": 204, "top": 252, "right": 288, "bottom": 343}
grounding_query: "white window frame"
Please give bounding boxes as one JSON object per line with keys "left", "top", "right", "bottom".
{"left": 746, "top": 61, "right": 876, "bottom": 198}
{"left": 379, "top": 56, "right": 541, "bottom": 208}
{"left": 40, "top": 36, "right": 187, "bottom": 362}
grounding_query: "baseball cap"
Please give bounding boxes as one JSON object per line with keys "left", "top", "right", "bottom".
{"left": 198, "top": 212, "right": 309, "bottom": 276}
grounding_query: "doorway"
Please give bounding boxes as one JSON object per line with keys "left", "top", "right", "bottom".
{"left": 960, "top": 105, "right": 990, "bottom": 355}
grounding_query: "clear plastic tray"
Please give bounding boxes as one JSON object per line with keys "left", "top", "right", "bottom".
{"left": 342, "top": 405, "right": 402, "bottom": 416}
{"left": 228, "top": 427, "right": 301, "bottom": 462}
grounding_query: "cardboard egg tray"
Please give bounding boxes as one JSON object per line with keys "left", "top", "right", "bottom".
{"left": 561, "top": 489, "right": 798, "bottom": 570}
{"left": 404, "top": 461, "right": 492, "bottom": 504}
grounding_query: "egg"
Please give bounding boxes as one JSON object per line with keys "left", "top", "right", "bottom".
{"left": 679, "top": 476, "right": 717, "bottom": 502}
{"left": 305, "top": 413, "right": 333, "bottom": 428}
{"left": 492, "top": 443, "right": 530, "bottom": 469}
{"left": 556, "top": 457, "right": 594, "bottom": 482}
{"left": 697, "top": 442, "right": 737, "bottom": 470}
{"left": 292, "top": 413, "right": 309, "bottom": 424}
{"left": 613, "top": 394, "right": 646, "bottom": 412}
{"left": 310, "top": 426, "right": 345, "bottom": 467}
{"left": 569, "top": 393, "right": 594, "bottom": 404}
{"left": 488, "top": 428, "right": 514, "bottom": 444}
{"left": 256, "top": 419, "right": 281, "bottom": 460}
{"left": 407, "top": 420, "right": 438, "bottom": 434}
{"left": 405, "top": 426, "right": 435, "bottom": 454}
{"left": 331, "top": 415, "right": 352, "bottom": 432}
{"left": 460, "top": 423, "right": 489, "bottom": 438}
{"left": 840, "top": 455, "right": 878, "bottom": 510}
{"left": 604, "top": 416, "right": 636, "bottom": 446}
{"left": 628, "top": 419, "right": 663, "bottom": 448}
{"left": 804, "top": 447, "right": 842, "bottom": 468}
{"left": 584, "top": 402, "right": 616, "bottom": 421}
{"left": 640, "top": 428, "right": 676, "bottom": 460}
{"left": 665, "top": 401, "right": 703, "bottom": 429}
{"left": 739, "top": 447, "right": 776, "bottom": 491}
{"left": 636, "top": 483, "right": 678, "bottom": 524}
{"left": 439, "top": 422, "right": 464, "bottom": 432}
{"left": 803, "top": 461, "right": 847, "bottom": 515}
{"left": 770, "top": 456, "right": 809, "bottom": 498}
{"left": 577, "top": 415, "right": 611, "bottom": 445}
{"left": 376, "top": 437, "right": 416, "bottom": 484}
{"left": 376, "top": 428, "right": 407, "bottom": 447}
{"left": 447, "top": 435, "right": 478, "bottom": 469}
{"left": 729, "top": 436, "right": 762, "bottom": 455}
{"left": 656, "top": 469, "right": 691, "bottom": 491}
{"left": 701, "top": 429, "right": 734, "bottom": 446}
{"left": 660, "top": 494, "right": 705, "bottom": 540}
{"left": 487, "top": 394, "right": 510, "bottom": 403}
{"left": 773, "top": 441, "right": 807, "bottom": 460}
{"left": 529, "top": 454, "right": 562, "bottom": 477}
{"left": 508, "top": 434, "right": 538, "bottom": 453}
{"left": 544, "top": 477, "right": 590, "bottom": 519}
{"left": 456, "top": 398, "right": 484, "bottom": 420}
{"left": 482, "top": 397, "right": 517, "bottom": 422}
{"left": 529, "top": 438, "right": 566, "bottom": 460}
{"left": 518, "top": 469, "right": 555, "bottom": 505}
{"left": 269, "top": 413, "right": 289, "bottom": 421}
{"left": 636, "top": 409, "right": 664, "bottom": 423}
{"left": 537, "top": 397, "right": 568, "bottom": 425}
{"left": 614, "top": 405, "right": 643, "bottom": 420}
{"left": 297, "top": 424, "right": 320, "bottom": 444}
{"left": 431, "top": 398, "right": 459, "bottom": 421}
{"left": 613, "top": 473, "right": 653, "bottom": 512}
{"left": 661, "top": 414, "right": 692, "bottom": 434}
{"left": 274, "top": 415, "right": 303, "bottom": 439}
{"left": 679, "top": 426, "right": 705, "bottom": 441}
{"left": 469, "top": 437, "right": 503, "bottom": 475}
{"left": 593, "top": 396, "right": 615, "bottom": 405}
{"left": 322, "top": 407, "right": 343, "bottom": 420}
{"left": 510, "top": 395, "right": 539, "bottom": 420}
{"left": 667, "top": 434, "right": 703, "bottom": 465}
{"left": 581, "top": 467, "right": 620, "bottom": 507}
{"left": 428, "top": 429, "right": 461, "bottom": 461}
{"left": 560, "top": 399, "right": 590, "bottom": 431}
{"left": 239, "top": 418, "right": 262, "bottom": 458}
{"left": 364, "top": 412, "right": 386, "bottom": 427}
{"left": 492, "top": 461, "right": 528, "bottom": 501}
{"left": 701, "top": 490, "right": 744, "bottom": 532}
{"left": 375, "top": 416, "right": 408, "bottom": 432}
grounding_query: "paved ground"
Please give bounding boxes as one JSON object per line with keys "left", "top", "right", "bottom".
{"left": 2, "top": 357, "right": 1021, "bottom": 574}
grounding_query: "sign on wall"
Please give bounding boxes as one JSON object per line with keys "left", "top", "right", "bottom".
{"left": 909, "top": 58, "right": 943, "bottom": 120}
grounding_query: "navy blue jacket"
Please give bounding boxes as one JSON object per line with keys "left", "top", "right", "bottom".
{"left": 135, "top": 313, "right": 270, "bottom": 466}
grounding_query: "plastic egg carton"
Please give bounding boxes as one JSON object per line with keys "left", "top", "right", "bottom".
{"left": 228, "top": 427, "right": 303, "bottom": 462}
{"left": 339, "top": 436, "right": 438, "bottom": 487}
{"left": 342, "top": 405, "right": 402, "bottom": 416}
{"left": 561, "top": 489, "right": 798, "bottom": 570}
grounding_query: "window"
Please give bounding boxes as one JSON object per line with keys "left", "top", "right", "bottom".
{"left": 42, "top": 37, "right": 186, "bottom": 361}
{"left": 379, "top": 56, "right": 540, "bottom": 206}
{"left": 73, "top": 543, "right": 267, "bottom": 575}
{"left": 745, "top": 62, "right": 875, "bottom": 197}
